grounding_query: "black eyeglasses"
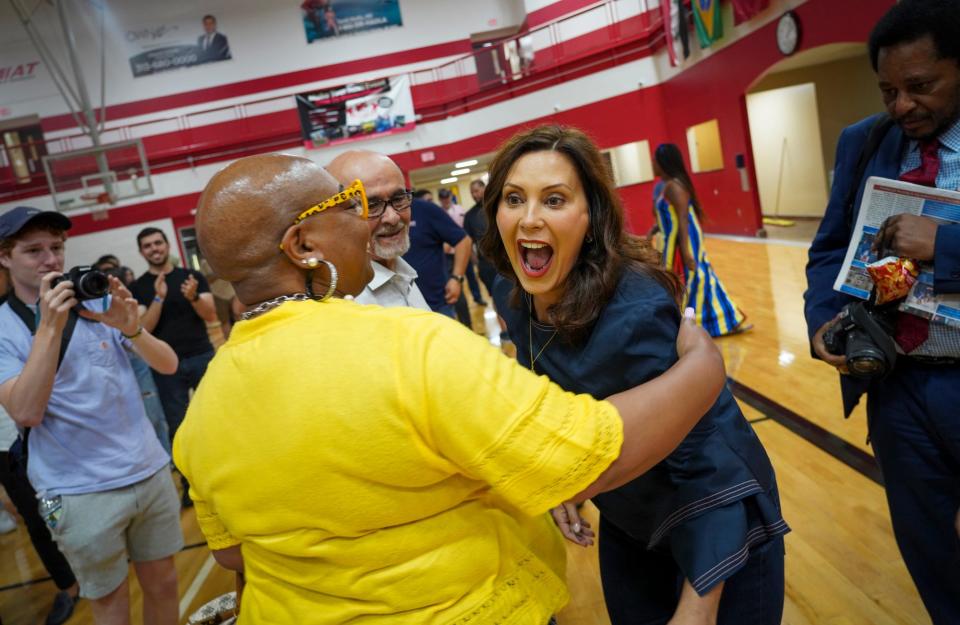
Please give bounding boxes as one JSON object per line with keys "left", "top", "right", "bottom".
{"left": 367, "top": 190, "right": 413, "bottom": 219}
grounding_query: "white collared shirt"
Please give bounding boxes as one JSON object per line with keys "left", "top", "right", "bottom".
{"left": 355, "top": 257, "right": 430, "bottom": 310}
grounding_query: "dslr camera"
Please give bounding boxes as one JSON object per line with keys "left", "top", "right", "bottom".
{"left": 51, "top": 266, "right": 110, "bottom": 301}
{"left": 822, "top": 301, "right": 898, "bottom": 379}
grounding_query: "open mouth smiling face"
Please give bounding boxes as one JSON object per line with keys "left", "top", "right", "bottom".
{"left": 496, "top": 150, "right": 590, "bottom": 310}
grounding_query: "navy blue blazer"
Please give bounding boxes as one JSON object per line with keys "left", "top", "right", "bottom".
{"left": 495, "top": 270, "right": 788, "bottom": 594}
{"left": 804, "top": 114, "right": 960, "bottom": 416}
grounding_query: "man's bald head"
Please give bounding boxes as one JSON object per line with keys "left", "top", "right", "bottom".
{"left": 196, "top": 154, "right": 339, "bottom": 284}
{"left": 327, "top": 150, "right": 403, "bottom": 192}
{"left": 327, "top": 150, "right": 411, "bottom": 264}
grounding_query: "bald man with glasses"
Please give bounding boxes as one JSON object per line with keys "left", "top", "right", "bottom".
{"left": 328, "top": 151, "right": 432, "bottom": 310}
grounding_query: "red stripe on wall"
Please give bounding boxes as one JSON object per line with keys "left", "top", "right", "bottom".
{"left": 525, "top": 0, "right": 602, "bottom": 29}
{"left": 68, "top": 192, "right": 201, "bottom": 237}
{"left": 41, "top": 39, "right": 473, "bottom": 133}
{"left": 44, "top": 0, "right": 897, "bottom": 241}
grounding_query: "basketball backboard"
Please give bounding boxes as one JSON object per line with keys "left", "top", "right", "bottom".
{"left": 42, "top": 139, "right": 153, "bottom": 212}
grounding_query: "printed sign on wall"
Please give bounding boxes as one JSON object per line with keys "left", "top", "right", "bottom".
{"left": 0, "top": 40, "right": 56, "bottom": 115}
{"left": 295, "top": 75, "right": 415, "bottom": 149}
{"left": 300, "top": 0, "right": 402, "bottom": 44}
{"left": 127, "top": 13, "right": 232, "bottom": 78}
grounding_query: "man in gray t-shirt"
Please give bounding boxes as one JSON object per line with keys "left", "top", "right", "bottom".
{"left": 0, "top": 206, "right": 183, "bottom": 622}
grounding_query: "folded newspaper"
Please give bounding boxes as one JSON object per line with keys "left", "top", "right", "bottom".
{"left": 833, "top": 176, "right": 960, "bottom": 326}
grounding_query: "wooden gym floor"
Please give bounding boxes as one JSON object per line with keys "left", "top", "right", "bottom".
{"left": 0, "top": 236, "right": 931, "bottom": 625}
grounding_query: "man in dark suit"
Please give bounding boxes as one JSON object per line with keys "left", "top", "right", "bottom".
{"left": 197, "top": 14, "right": 231, "bottom": 63}
{"left": 804, "top": 2, "right": 960, "bottom": 622}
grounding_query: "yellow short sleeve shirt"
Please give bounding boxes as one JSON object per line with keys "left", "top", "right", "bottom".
{"left": 174, "top": 299, "right": 622, "bottom": 624}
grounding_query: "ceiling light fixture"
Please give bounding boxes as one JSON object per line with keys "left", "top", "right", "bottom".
{"left": 450, "top": 168, "right": 470, "bottom": 176}
{"left": 440, "top": 177, "right": 458, "bottom": 184}
{"left": 455, "top": 159, "right": 478, "bottom": 168}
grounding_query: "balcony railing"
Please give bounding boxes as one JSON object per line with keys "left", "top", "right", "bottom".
{"left": 1, "top": 0, "right": 663, "bottom": 202}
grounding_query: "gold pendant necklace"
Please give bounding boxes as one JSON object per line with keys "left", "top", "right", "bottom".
{"left": 528, "top": 296, "right": 558, "bottom": 372}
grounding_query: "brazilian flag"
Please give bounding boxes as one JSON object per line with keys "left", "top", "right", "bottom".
{"left": 693, "top": 0, "right": 723, "bottom": 48}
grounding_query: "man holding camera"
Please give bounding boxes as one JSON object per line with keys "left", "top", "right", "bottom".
{"left": 804, "top": 2, "right": 960, "bottom": 622}
{"left": 0, "top": 206, "right": 182, "bottom": 625}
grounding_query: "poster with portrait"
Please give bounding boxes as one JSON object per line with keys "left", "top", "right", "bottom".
{"left": 301, "top": 0, "right": 403, "bottom": 44}
{"left": 126, "top": 13, "right": 232, "bottom": 78}
{"left": 296, "top": 75, "right": 415, "bottom": 149}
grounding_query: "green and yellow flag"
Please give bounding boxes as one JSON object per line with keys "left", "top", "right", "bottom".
{"left": 693, "top": 0, "right": 723, "bottom": 48}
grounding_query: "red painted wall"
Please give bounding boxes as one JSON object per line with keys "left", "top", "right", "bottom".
{"left": 69, "top": 0, "right": 897, "bottom": 240}
{"left": 526, "top": 0, "right": 603, "bottom": 29}
{"left": 657, "top": 0, "right": 894, "bottom": 236}
{"left": 41, "top": 39, "right": 472, "bottom": 133}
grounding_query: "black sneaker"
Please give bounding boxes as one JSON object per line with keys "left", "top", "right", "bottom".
{"left": 46, "top": 590, "right": 79, "bottom": 625}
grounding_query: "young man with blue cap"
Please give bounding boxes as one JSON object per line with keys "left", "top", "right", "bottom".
{"left": 0, "top": 206, "right": 183, "bottom": 625}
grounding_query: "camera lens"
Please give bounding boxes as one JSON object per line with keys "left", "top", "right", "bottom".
{"left": 78, "top": 271, "right": 110, "bottom": 299}
{"left": 848, "top": 356, "right": 887, "bottom": 377}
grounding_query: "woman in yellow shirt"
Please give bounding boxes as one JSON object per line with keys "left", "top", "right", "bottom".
{"left": 173, "top": 153, "right": 726, "bottom": 624}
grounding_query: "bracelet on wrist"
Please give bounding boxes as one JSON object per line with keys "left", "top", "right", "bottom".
{"left": 152, "top": 295, "right": 163, "bottom": 304}
{"left": 122, "top": 325, "right": 144, "bottom": 340}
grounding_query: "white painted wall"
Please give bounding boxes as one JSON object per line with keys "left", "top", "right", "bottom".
{"left": 746, "top": 82, "right": 829, "bottom": 217}
{"left": 2, "top": 53, "right": 663, "bottom": 219}
{"left": 65, "top": 217, "right": 177, "bottom": 276}
{"left": 0, "top": 0, "right": 526, "bottom": 121}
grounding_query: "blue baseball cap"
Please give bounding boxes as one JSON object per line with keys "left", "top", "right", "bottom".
{"left": 0, "top": 206, "right": 72, "bottom": 240}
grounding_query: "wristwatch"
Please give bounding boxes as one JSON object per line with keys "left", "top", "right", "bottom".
{"left": 450, "top": 274, "right": 465, "bottom": 284}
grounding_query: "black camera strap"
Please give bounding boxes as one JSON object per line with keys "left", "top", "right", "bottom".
{"left": 844, "top": 114, "right": 896, "bottom": 230}
{"left": 5, "top": 293, "right": 80, "bottom": 467}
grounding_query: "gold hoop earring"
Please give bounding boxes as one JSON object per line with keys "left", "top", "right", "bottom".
{"left": 318, "top": 259, "right": 338, "bottom": 301}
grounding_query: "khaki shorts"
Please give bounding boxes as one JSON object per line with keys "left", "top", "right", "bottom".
{"left": 45, "top": 468, "right": 184, "bottom": 599}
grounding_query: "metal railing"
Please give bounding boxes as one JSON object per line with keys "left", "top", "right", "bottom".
{"left": 1, "top": 0, "right": 662, "bottom": 200}
{"left": 409, "top": 0, "right": 660, "bottom": 108}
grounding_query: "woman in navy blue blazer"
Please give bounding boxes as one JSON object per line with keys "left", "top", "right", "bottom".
{"left": 481, "top": 125, "right": 787, "bottom": 625}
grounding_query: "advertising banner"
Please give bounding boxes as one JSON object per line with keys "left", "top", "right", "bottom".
{"left": 0, "top": 41, "right": 56, "bottom": 117}
{"left": 296, "top": 74, "right": 415, "bottom": 149}
{"left": 126, "top": 13, "right": 232, "bottom": 78}
{"left": 301, "top": 0, "right": 403, "bottom": 44}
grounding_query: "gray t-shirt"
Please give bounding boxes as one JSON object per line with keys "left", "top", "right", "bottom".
{"left": 0, "top": 301, "right": 169, "bottom": 496}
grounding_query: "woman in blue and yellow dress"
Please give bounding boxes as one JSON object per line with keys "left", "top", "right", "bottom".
{"left": 653, "top": 143, "right": 747, "bottom": 336}
{"left": 484, "top": 126, "right": 787, "bottom": 625}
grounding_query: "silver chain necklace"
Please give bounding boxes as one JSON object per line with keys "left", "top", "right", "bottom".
{"left": 241, "top": 293, "right": 318, "bottom": 321}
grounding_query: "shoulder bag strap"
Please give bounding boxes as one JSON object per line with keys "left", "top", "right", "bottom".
{"left": 844, "top": 115, "right": 896, "bottom": 230}
{"left": 5, "top": 294, "right": 81, "bottom": 461}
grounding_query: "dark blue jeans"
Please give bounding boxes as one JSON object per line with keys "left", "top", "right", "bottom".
{"left": 598, "top": 516, "right": 785, "bottom": 625}
{"left": 867, "top": 360, "right": 960, "bottom": 625}
{"left": 435, "top": 304, "right": 456, "bottom": 319}
{"left": 128, "top": 351, "right": 171, "bottom": 455}
{"left": 153, "top": 350, "right": 214, "bottom": 441}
